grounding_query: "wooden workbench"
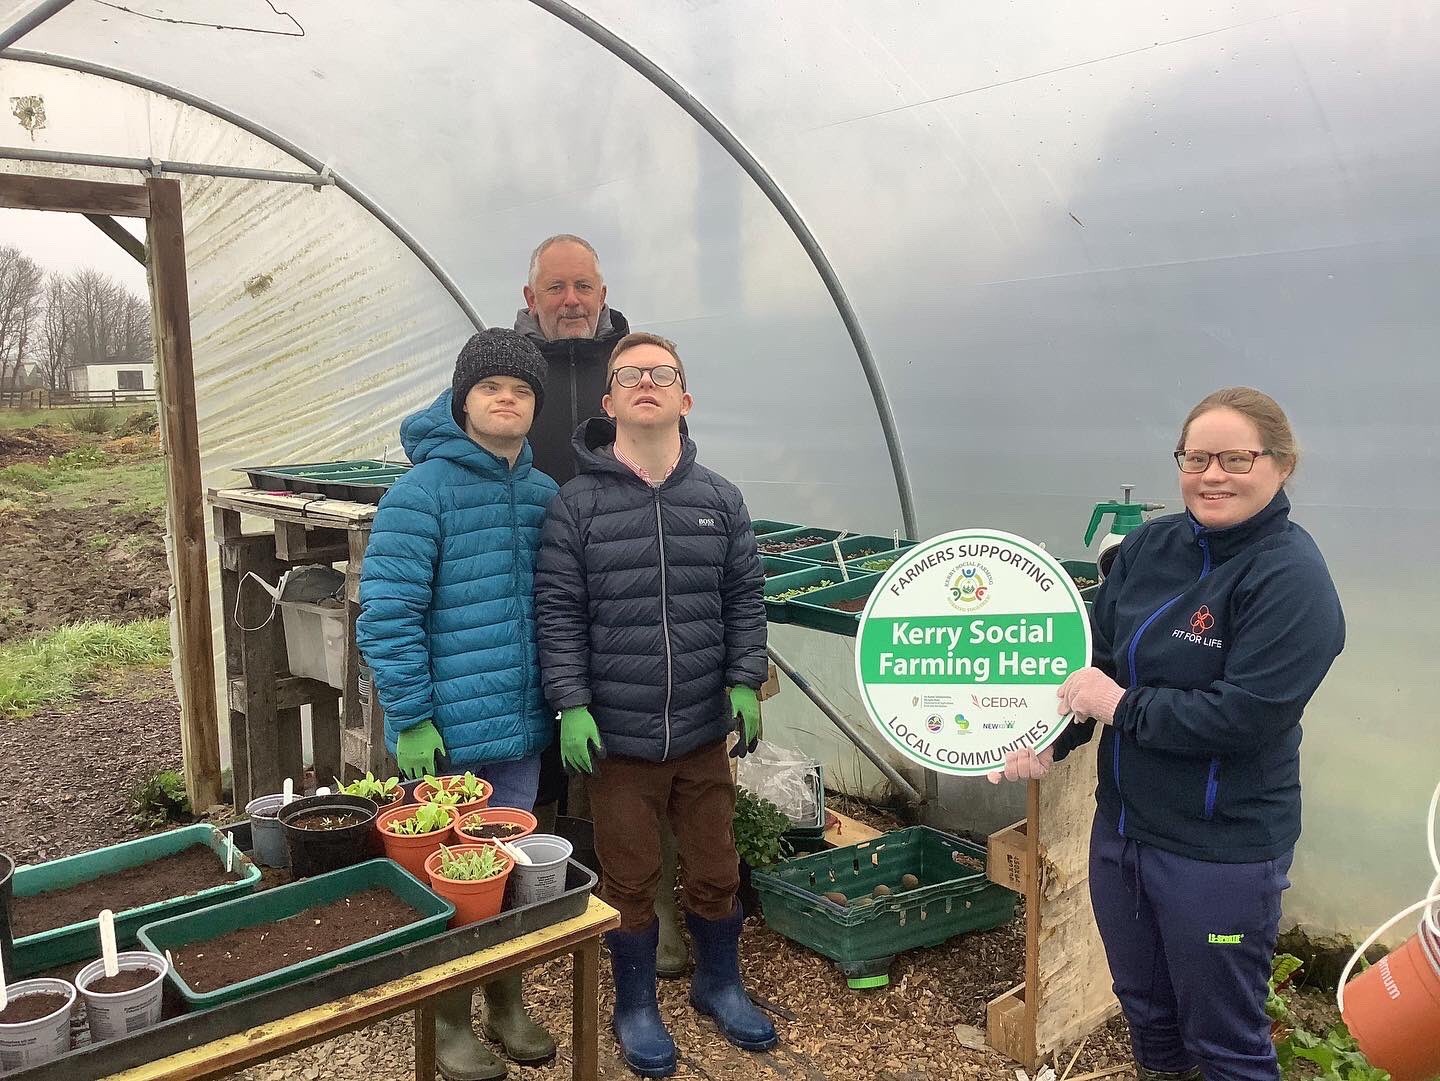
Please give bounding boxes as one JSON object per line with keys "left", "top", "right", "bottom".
{"left": 103, "top": 896, "right": 620, "bottom": 1081}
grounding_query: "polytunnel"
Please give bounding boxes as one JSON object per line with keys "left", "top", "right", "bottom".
{"left": 2, "top": 0, "right": 1437, "bottom": 955}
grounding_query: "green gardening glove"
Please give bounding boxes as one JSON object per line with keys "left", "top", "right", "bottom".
{"left": 396, "top": 720, "right": 446, "bottom": 780}
{"left": 728, "top": 686, "right": 761, "bottom": 758}
{"left": 561, "top": 706, "right": 605, "bottom": 774}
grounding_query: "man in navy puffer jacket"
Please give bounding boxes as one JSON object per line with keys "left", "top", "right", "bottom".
{"left": 535, "top": 332, "right": 774, "bottom": 1076}
{"left": 357, "top": 328, "right": 559, "bottom": 1079}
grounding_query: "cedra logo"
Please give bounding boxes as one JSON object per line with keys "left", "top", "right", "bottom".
{"left": 946, "top": 562, "right": 992, "bottom": 612}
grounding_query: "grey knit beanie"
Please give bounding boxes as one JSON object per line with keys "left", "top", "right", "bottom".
{"left": 451, "top": 328, "right": 548, "bottom": 426}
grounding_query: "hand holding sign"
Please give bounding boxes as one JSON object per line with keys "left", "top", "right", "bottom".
{"left": 1056, "top": 667, "right": 1125, "bottom": 725}
{"left": 986, "top": 746, "right": 1054, "bottom": 784}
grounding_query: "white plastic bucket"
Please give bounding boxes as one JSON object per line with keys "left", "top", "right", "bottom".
{"left": 76, "top": 950, "right": 167, "bottom": 1042}
{"left": 246, "top": 793, "right": 289, "bottom": 868}
{"left": 509, "top": 835, "right": 573, "bottom": 907}
{"left": 0, "top": 977, "right": 75, "bottom": 1073}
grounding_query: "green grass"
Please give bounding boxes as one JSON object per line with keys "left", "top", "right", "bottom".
{"left": 0, "top": 406, "right": 151, "bottom": 432}
{"left": 0, "top": 451, "right": 166, "bottom": 511}
{"left": 0, "top": 619, "right": 172, "bottom": 717}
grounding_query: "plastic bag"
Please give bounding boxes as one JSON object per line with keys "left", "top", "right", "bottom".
{"left": 736, "top": 740, "right": 819, "bottom": 826}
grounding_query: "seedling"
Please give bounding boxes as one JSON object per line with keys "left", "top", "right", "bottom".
{"left": 384, "top": 803, "right": 452, "bottom": 836}
{"left": 768, "top": 580, "right": 835, "bottom": 603}
{"left": 338, "top": 772, "right": 401, "bottom": 803}
{"left": 420, "top": 773, "right": 488, "bottom": 804}
{"left": 733, "top": 788, "right": 790, "bottom": 871}
{"left": 435, "top": 844, "right": 508, "bottom": 882}
{"left": 450, "top": 772, "right": 488, "bottom": 799}
{"left": 419, "top": 779, "right": 463, "bottom": 808}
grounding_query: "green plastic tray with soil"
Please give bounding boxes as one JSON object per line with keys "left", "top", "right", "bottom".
{"left": 762, "top": 554, "right": 812, "bottom": 580}
{"left": 763, "top": 565, "right": 875, "bottom": 624}
{"left": 755, "top": 526, "right": 842, "bottom": 556}
{"left": 750, "top": 519, "right": 802, "bottom": 537}
{"left": 752, "top": 827, "right": 1017, "bottom": 987}
{"left": 240, "top": 459, "right": 410, "bottom": 503}
{"left": 785, "top": 534, "right": 915, "bottom": 566}
{"left": 11, "top": 824, "right": 260, "bottom": 972}
{"left": 786, "top": 575, "right": 882, "bottom": 637}
{"left": 1060, "top": 558, "right": 1101, "bottom": 608}
{"left": 849, "top": 545, "right": 918, "bottom": 575}
{"left": 137, "top": 859, "right": 453, "bottom": 1009}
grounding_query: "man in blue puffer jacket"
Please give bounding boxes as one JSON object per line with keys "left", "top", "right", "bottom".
{"left": 357, "top": 327, "right": 557, "bottom": 1080}
{"left": 535, "top": 331, "right": 773, "bottom": 1077}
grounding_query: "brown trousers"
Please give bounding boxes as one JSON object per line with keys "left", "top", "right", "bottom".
{"left": 589, "top": 739, "right": 740, "bottom": 931}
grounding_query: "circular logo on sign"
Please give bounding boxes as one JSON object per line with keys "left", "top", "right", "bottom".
{"left": 854, "top": 529, "right": 1092, "bottom": 777}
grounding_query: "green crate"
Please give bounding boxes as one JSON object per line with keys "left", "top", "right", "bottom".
{"left": 787, "top": 574, "right": 882, "bottom": 636}
{"left": 786, "top": 535, "right": 913, "bottom": 566}
{"left": 1060, "top": 558, "right": 1101, "bottom": 608}
{"left": 762, "top": 555, "right": 812, "bottom": 580}
{"left": 845, "top": 546, "right": 913, "bottom": 575}
{"left": 138, "top": 859, "right": 454, "bottom": 1009}
{"left": 755, "top": 527, "right": 841, "bottom": 557}
{"left": 763, "top": 566, "right": 870, "bottom": 624}
{"left": 751, "top": 519, "right": 801, "bottom": 537}
{"left": 752, "top": 827, "right": 1016, "bottom": 967}
{"left": 12, "top": 825, "right": 260, "bottom": 973}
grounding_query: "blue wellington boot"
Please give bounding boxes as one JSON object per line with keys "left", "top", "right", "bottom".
{"left": 685, "top": 905, "right": 778, "bottom": 1052}
{"left": 605, "top": 921, "right": 677, "bottom": 1077}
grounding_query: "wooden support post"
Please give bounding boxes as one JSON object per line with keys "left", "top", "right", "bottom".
{"left": 1023, "top": 778, "right": 1042, "bottom": 1068}
{"left": 146, "top": 176, "right": 222, "bottom": 812}
{"left": 572, "top": 939, "right": 601, "bottom": 1081}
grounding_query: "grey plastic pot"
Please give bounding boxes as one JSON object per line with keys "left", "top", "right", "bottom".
{"left": 245, "top": 794, "right": 289, "bottom": 868}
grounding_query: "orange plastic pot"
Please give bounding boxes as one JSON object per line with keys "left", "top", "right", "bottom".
{"left": 424, "top": 845, "right": 514, "bottom": 927}
{"left": 375, "top": 804, "right": 456, "bottom": 880}
{"left": 414, "top": 776, "right": 492, "bottom": 819}
{"left": 452, "top": 806, "right": 538, "bottom": 847}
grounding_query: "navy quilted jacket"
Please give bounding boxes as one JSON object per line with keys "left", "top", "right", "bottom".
{"left": 534, "top": 418, "right": 768, "bottom": 761}
{"left": 356, "top": 390, "right": 558, "bottom": 767}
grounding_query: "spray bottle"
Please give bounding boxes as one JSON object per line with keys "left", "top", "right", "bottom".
{"left": 1084, "top": 485, "right": 1165, "bottom": 580}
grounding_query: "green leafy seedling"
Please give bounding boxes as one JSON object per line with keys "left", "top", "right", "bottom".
{"left": 451, "top": 771, "right": 488, "bottom": 799}
{"left": 435, "top": 844, "right": 508, "bottom": 881}
{"left": 385, "top": 803, "right": 453, "bottom": 836}
{"left": 338, "top": 771, "right": 400, "bottom": 802}
{"left": 733, "top": 788, "right": 790, "bottom": 871}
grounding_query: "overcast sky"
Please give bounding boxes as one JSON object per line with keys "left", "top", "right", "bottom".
{"left": 0, "top": 207, "right": 149, "bottom": 293}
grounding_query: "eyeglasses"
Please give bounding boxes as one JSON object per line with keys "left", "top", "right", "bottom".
{"left": 609, "top": 364, "right": 683, "bottom": 389}
{"left": 1174, "top": 449, "right": 1271, "bottom": 474}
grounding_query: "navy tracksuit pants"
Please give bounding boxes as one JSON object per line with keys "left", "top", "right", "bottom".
{"left": 1089, "top": 812, "right": 1292, "bottom": 1081}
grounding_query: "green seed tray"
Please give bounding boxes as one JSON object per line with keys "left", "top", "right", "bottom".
{"left": 11, "top": 825, "right": 260, "bottom": 973}
{"left": 240, "top": 460, "right": 410, "bottom": 503}
{"left": 754, "top": 526, "right": 842, "bottom": 557}
{"left": 786, "top": 575, "right": 883, "bottom": 637}
{"left": 781, "top": 764, "right": 827, "bottom": 843}
{"left": 786, "top": 535, "right": 914, "bottom": 566}
{"left": 752, "top": 827, "right": 1017, "bottom": 965}
{"left": 751, "top": 519, "right": 802, "bottom": 537}
{"left": 763, "top": 566, "right": 872, "bottom": 624}
{"left": 762, "top": 554, "right": 812, "bottom": 580}
{"left": 1060, "top": 558, "right": 1101, "bottom": 608}
{"left": 138, "top": 858, "right": 454, "bottom": 1009}
{"left": 846, "top": 546, "right": 914, "bottom": 575}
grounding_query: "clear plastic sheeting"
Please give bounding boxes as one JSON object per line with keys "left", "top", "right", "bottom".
{"left": 2, "top": 0, "right": 1438, "bottom": 946}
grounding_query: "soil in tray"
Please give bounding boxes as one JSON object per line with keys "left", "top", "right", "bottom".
{"left": 824, "top": 595, "right": 873, "bottom": 613}
{"left": 0, "top": 992, "right": 70, "bottom": 1024}
{"left": 288, "top": 811, "right": 368, "bottom": 831}
{"left": 11, "top": 843, "right": 241, "bottom": 938}
{"left": 1071, "top": 574, "right": 1097, "bottom": 590}
{"left": 457, "top": 822, "right": 527, "bottom": 840}
{"left": 758, "top": 534, "right": 828, "bottom": 554}
{"left": 170, "top": 888, "right": 421, "bottom": 993}
{"left": 85, "top": 967, "right": 160, "bottom": 994}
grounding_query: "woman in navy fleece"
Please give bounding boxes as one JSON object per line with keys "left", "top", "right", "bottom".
{"left": 992, "top": 387, "right": 1344, "bottom": 1081}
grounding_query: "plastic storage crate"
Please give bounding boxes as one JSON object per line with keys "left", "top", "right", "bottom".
{"left": 11, "top": 825, "right": 260, "bottom": 973}
{"left": 786, "top": 574, "right": 883, "bottom": 636}
{"left": 278, "top": 598, "right": 346, "bottom": 690}
{"left": 751, "top": 519, "right": 801, "bottom": 537}
{"left": 138, "top": 859, "right": 454, "bottom": 1008}
{"left": 241, "top": 460, "right": 409, "bottom": 503}
{"left": 752, "top": 826, "right": 1017, "bottom": 987}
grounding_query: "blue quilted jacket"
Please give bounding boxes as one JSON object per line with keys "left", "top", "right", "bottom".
{"left": 356, "top": 390, "right": 559, "bottom": 767}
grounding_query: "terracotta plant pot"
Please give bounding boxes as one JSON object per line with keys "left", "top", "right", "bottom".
{"left": 414, "top": 776, "right": 492, "bottom": 819}
{"left": 452, "top": 806, "right": 538, "bottom": 846}
{"left": 424, "top": 845, "right": 514, "bottom": 927}
{"left": 375, "top": 803, "right": 456, "bottom": 880}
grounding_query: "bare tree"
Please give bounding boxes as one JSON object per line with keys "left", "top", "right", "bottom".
{"left": 0, "top": 244, "right": 45, "bottom": 391}
{"left": 63, "top": 266, "right": 152, "bottom": 369}
{"left": 37, "top": 272, "right": 73, "bottom": 392}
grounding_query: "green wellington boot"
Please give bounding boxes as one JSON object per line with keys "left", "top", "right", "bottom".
{"left": 655, "top": 822, "right": 690, "bottom": 978}
{"left": 483, "top": 970, "right": 556, "bottom": 1065}
{"left": 434, "top": 987, "right": 507, "bottom": 1081}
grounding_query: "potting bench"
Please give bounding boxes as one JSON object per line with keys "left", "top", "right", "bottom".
{"left": 100, "top": 894, "right": 620, "bottom": 1081}
{"left": 209, "top": 487, "right": 391, "bottom": 807}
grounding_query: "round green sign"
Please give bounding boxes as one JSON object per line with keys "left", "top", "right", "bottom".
{"left": 853, "top": 529, "right": 1092, "bottom": 777}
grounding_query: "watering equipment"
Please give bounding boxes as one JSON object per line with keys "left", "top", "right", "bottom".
{"left": 1083, "top": 485, "right": 1164, "bottom": 580}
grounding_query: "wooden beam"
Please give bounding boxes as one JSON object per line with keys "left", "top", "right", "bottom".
{"left": 1023, "top": 778, "right": 1042, "bottom": 1068}
{"left": 85, "top": 213, "right": 147, "bottom": 265}
{"left": 145, "top": 176, "right": 222, "bottom": 811}
{"left": 0, "top": 172, "right": 150, "bottom": 216}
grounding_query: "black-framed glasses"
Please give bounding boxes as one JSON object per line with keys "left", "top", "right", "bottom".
{"left": 609, "top": 364, "right": 683, "bottom": 389}
{"left": 1174, "top": 449, "right": 1271, "bottom": 474}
